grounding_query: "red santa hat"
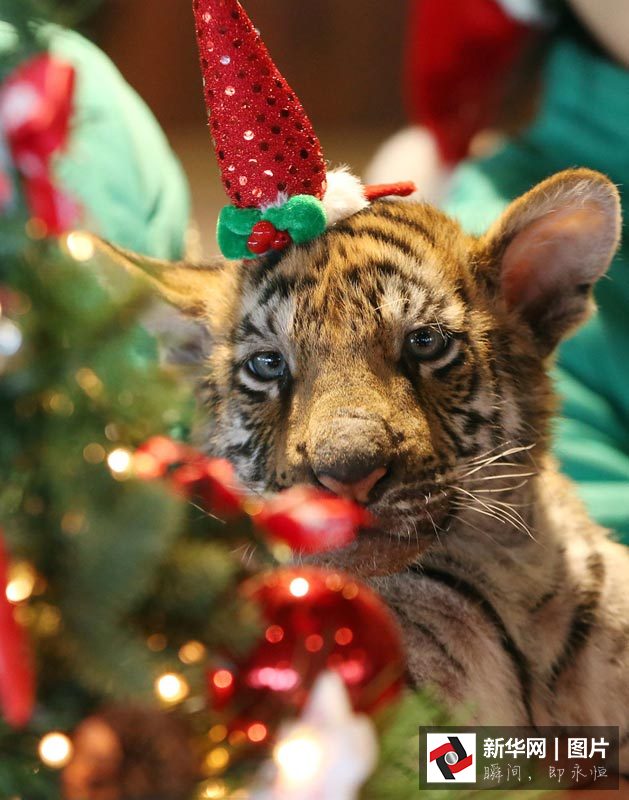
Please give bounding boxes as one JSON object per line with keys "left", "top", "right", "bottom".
{"left": 405, "top": 0, "right": 551, "bottom": 165}
{"left": 193, "top": 0, "right": 415, "bottom": 260}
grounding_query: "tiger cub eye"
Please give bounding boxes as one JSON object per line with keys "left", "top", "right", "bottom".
{"left": 405, "top": 327, "right": 451, "bottom": 361}
{"left": 246, "top": 351, "right": 288, "bottom": 381}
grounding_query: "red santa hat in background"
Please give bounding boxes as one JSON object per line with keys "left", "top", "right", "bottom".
{"left": 366, "top": 0, "right": 552, "bottom": 202}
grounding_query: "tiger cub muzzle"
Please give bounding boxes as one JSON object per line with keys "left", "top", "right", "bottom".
{"left": 307, "top": 407, "right": 391, "bottom": 503}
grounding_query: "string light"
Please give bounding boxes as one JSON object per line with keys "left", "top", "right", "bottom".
{"left": 179, "top": 640, "right": 207, "bottom": 665}
{"left": 334, "top": 627, "right": 353, "bottom": 646}
{"left": 44, "top": 392, "right": 74, "bottom": 417}
{"left": 212, "top": 669, "right": 234, "bottom": 690}
{"left": 227, "top": 730, "right": 247, "bottom": 747}
{"left": 65, "top": 231, "right": 95, "bottom": 262}
{"left": 325, "top": 573, "right": 344, "bottom": 592}
{"left": 147, "top": 633, "right": 167, "bottom": 652}
{"left": 265, "top": 625, "right": 284, "bottom": 643}
{"left": 25, "top": 217, "right": 47, "bottom": 240}
{"left": 0, "top": 317, "right": 23, "bottom": 358}
{"left": 6, "top": 562, "right": 36, "bottom": 603}
{"left": 75, "top": 367, "right": 103, "bottom": 398}
{"left": 247, "top": 722, "right": 267, "bottom": 743}
{"left": 83, "top": 443, "right": 106, "bottom": 464}
{"left": 205, "top": 747, "right": 230, "bottom": 772}
{"left": 197, "top": 780, "right": 227, "bottom": 799}
{"left": 14, "top": 604, "right": 34, "bottom": 627}
{"left": 289, "top": 577, "right": 309, "bottom": 597}
{"left": 274, "top": 727, "right": 323, "bottom": 788}
{"left": 341, "top": 581, "right": 359, "bottom": 600}
{"left": 305, "top": 633, "right": 323, "bottom": 653}
{"left": 38, "top": 732, "right": 73, "bottom": 768}
{"left": 155, "top": 672, "right": 189, "bottom": 704}
{"left": 107, "top": 448, "right": 133, "bottom": 479}
{"left": 104, "top": 423, "right": 120, "bottom": 442}
{"left": 34, "top": 604, "right": 62, "bottom": 636}
{"left": 209, "top": 724, "right": 228, "bottom": 743}
{"left": 61, "top": 510, "right": 86, "bottom": 536}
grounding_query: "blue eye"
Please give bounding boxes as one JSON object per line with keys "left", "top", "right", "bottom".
{"left": 405, "top": 327, "right": 451, "bottom": 361}
{"left": 246, "top": 351, "right": 288, "bottom": 381}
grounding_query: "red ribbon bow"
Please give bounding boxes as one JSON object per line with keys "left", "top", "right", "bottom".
{"left": 0, "top": 53, "right": 78, "bottom": 235}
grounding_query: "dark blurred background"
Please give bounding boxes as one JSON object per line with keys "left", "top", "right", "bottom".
{"left": 89, "top": 0, "right": 410, "bottom": 252}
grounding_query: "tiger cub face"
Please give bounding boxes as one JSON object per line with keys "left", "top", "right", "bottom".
{"left": 108, "top": 169, "right": 620, "bottom": 575}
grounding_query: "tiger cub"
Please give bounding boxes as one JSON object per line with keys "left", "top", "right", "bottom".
{"left": 104, "top": 168, "right": 629, "bottom": 757}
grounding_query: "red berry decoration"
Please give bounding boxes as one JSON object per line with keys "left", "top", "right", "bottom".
{"left": 208, "top": 567, "right": 405, "bottom": 735}
{"left": 256, "top": 486, "right": 370, "bottom": 554}
{"left": 247, "top": 220, "right": 277, "bottom": 255}
{"left": 271, "top": 229, "right": 292, "bottom": 252}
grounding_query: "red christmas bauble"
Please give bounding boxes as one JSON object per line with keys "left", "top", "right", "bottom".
{"left": 134, "top": 436, "right": 193, "bottom": 479}
{"left": 208, "top": 567, "right": 405, "bottom": 735}
{"left": 171, "top": 459, "right": 244, "bottom": 518}
{"left": 256, "top": 486, "right": 369, "bottom": 554}
{"left": 134, "top": 437, "right": 245, "bottom": 517}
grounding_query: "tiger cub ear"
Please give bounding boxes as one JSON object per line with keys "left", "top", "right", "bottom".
{"left": 92, "top": 237, "right": 236, "bottom": 325}
{"left": 481, "top": 169, "right": 621, "bottom": 355}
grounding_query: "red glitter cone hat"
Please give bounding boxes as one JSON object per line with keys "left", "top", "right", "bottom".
{"left": 193, "top": 0, "right": 415, "bottom": 260}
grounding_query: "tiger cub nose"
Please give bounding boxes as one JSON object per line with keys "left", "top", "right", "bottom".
{"left": 317, "top": 466, "right": 388, "bottom": 505}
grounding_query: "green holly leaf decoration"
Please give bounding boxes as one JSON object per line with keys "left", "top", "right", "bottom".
{"left": 264, "top": 195, "right": 327, "bottom": 245}
{"left": 216, "top": 206, "right": 262, "bottom": 260}
{"left": 216, "top": 195, "right": 327, "bottom": 260}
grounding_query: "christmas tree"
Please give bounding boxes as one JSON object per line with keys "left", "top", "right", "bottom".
{"left": 0, "top": 3, "right": 535, "bottom": 799}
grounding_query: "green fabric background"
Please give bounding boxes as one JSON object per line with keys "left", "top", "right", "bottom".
{"left": 0, "top": 22, "right": 191, "bottom": 259}
{"left": 444, "top": 39, "right": 629, "bottom": 541}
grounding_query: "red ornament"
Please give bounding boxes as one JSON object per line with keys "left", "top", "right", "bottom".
{"left": 208, "top": 567, "right": 405, "bottom": 733}
{"left": 247, "top": 220, "right": 277, "bottom": 255}
{"left": 135, "top": 437, "right": 245, "bottom": 517}
{"left": 0, "top": 533, "right": 34, "bottom": 728}
{"left": 256, "top": 486, "right": 370, "bottom": 554}
{"left": 0, "top": 54, "right": 79, "bottom": 234}
{"left": 193, "top": 0, "right": 327, "bottom": 207}
{"left": 134, "top": 436, "right": 196, "bottom": 480}
{"left": 135, "top": 439, "right": 368, "bottom": 550}
{"left": 172, "top": 458, "right": 244, "bottom": 517}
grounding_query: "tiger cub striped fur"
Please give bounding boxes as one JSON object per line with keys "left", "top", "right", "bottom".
{"left": 105, "top": 169, "right": 629, "bottom": 762}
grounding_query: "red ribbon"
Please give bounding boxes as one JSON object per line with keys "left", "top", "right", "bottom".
{"left": 0, "top": 532, "right": 34, "bottom": 728}
{"left": 0, "top": 53, "right": 78, "bottom": 235}
{"left": 363, "top": 181, "right": 417, "bottom": 202}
